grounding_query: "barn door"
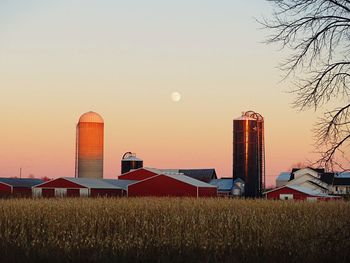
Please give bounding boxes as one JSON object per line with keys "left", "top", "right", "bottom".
{"left": 42, "top": 189, "right": 55, "bottom": 198}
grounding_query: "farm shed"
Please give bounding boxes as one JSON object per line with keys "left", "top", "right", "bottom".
{"left": 118, "top": 167, "right": 218, "bottom": 183}
{"left": 104, "top": 179, "right": 137, "bottom": 196}
{"left": 0, "top": 178, "right": 44, "bottom": 197}
{"left": 264, "top": 185, "right": 340, "bottom": 201}
{"left": 209, "top": 178, "right": 233, "bottom": 196}
{"left": 127, "top": 173, "right": 217, "bottom": 197}
{"left": 33, "top": 177, "right": 123, "bottom": 198}
{"left": 209, "top": 178, "right": 245, "bottom": 196}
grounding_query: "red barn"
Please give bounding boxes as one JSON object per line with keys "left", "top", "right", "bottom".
{"left": 265, "top": 185, "right": 340, "bottom": 201}
{"left": 127, "top": 173, "right": 217, "bottom": 197}
{"left": 33, "top": 177, "right": 124, "bottom": 198}
{"left": 0, "top": 178, "right": 44, "bottom": 198}
{"left": 119, "top": 167, "right": 217, "bottom": 183}
{"left": 118, "top": 167, "right": 161, "bottom": 181}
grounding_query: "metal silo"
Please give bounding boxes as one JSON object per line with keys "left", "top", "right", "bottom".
{"left": 75, "top": 111, "right": 104, "bottom": 179}
{"left": 232, "top": 111, "right": 265, "bottom": 197}
{"left": 121, "top": 152, "right": 143, "bottom": 174}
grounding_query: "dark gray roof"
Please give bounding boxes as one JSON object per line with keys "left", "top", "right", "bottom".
{"left": 209, "top": 179, "right": 233, "bottom": 191}
{"left": 178, "top": 169, "right": 217, "bottom": 182}
{"left": 104, "top": 179, "right": 137, "bottom": 190}
{"left": 333, "top": 177, "right": 350, "bottom": 186}
{"left": 291, "top": 167, "right": 325, "bottom": 174}
{"left": 317, "top": 172, "right": 350, "bottom": 186}
{"left": 0, "top": 178, "right": 44, "bottom": 188}
{"left": 320, "top": 173, "right": 335, "bottom": 185}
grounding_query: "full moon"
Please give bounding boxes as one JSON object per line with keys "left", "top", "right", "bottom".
{"left": 171, "top": 92, "right": 181, "bottom": 102}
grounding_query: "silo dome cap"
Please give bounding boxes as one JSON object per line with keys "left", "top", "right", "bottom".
{"left": 122, "top": 156, "right": 143, "bottom": 161}
{"left": 234, "top": 115, "right": 256, "bottom": 121}
{"left": 79, "top": 111, "right": 104, "bottom": 123}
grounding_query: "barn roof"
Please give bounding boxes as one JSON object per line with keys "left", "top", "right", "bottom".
{"left": 139, "top": 167, "right": 180, "bottom": 175}
{"left": 209, "top": 178, "right": 233, "bottom": 191}
{"left": 104, "top": 179, "right": 137, "bottom": 190}
{"left": 276, "top": 172, "right": 291, "bottom": 182}
{"left": 62, "top": 178, "right": 122, "bottom": 189}
{"left": 336, "top": 172, "right": 350, "bottom": 178}
{"left": 143, "top": 168, "right": 217, "bottom": 181}
{"left": 159, "top": 169, "right": 217, "bottom": 181}
{"left": 163, "top": 174, "right": 217, "bottom": 188}
{"left": 291, "top": 167, "right": 325, "bottom": 174}
{"left": 309, "top": 171, "right": 350, "bottom": 185}
{"left": 306, "top": 180, "right": 329, "bottom": 191}
{"left": 179, "top": 169, "right": 217, "bottom": 181}
{"left": 320, "top": 173, "right": 335, "bottom": 184}
{"left": 0, "top": 178, "right": 44, "bottom": 187}
{"left": 333, "top": 176, "right": 350, "bottom": 186}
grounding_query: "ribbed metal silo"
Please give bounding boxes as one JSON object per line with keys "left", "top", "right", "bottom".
{"left": 232, "top": 111, "right": 265, "bottom": 197}
{"left": 121, "top": 152, "right": 143, "bottom": 174}
{"left": 75, "top": 111, "right": 104, "bottom": 179}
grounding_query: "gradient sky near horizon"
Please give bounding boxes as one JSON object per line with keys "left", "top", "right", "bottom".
{"left": 0, "top": 0, "right": 323, "bottom": 186}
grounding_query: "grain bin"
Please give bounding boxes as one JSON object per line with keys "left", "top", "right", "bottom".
{"left": 121, "top": 152, "right": 143, "bottom": 174}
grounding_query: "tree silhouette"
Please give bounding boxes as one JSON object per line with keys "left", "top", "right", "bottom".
{"left": 262, "top": 0, "right": 350, "bottom": 171}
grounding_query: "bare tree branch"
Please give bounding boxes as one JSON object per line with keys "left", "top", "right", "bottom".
{"left": 261, "top": 0, "right": 350, "bottom": 171}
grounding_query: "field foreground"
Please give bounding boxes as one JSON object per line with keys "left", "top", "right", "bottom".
{"left": 0, "top": 198, "right": 349, "bottom": 263}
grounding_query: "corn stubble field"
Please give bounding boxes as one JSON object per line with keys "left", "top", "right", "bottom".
{"left": 0, "top": 198, "right": 349, "bottom": 263}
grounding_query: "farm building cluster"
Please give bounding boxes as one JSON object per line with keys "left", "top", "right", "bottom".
{"left": 1, "top": 112, "right": 349, "bottom": 201}
{"left": 265, "top": 167, "right": 350, "bottom": 201}
{"left": 3, "top": 112, "right": 350, "bottom": 201}
{"left": 1, "top": 167, "right": 349, "bottom": 200}
{"left": 0, "top": 168, "right": 244, "bottom": 198}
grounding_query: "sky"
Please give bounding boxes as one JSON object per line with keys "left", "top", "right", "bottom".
{"left": 0, "top": 0, "right": 323, "bottom": 186}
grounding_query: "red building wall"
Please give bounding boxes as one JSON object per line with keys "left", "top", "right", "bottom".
{"left": 90, "top": 189, "right": 123, "bottom": 197}
{"left": 128, "top": 175, "right": 197, "bottom": 197}
{"left": 36, "top": 178, "right": 85, "bottom": 189}
{"left": 67, "top": 189, "right": 80, "bottom": 197}
{"left": 198, "top": 187, "right": 217, "bottom": 197}
{"left": 12, "top": 187, "right": 32, "bottom": 197}
{"left": 42, "top": 189, "right": 55, "bottom": 198}
{"left": 0, "top": 183, "right": 12, "bottom": 197}
{"left": 266, "top": 187, "right": 311, "bottom": 200}
{"left": 118, "top": 169, "right": 158, "bottom": 181}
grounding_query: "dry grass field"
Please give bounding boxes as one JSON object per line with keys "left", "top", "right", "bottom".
{"left": 0, "top": 198, "right": 349, "bottom": 262}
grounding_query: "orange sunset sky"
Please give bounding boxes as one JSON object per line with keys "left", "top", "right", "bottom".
{"left": 0, "top": 1, "right": 325, "bottom": 186}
